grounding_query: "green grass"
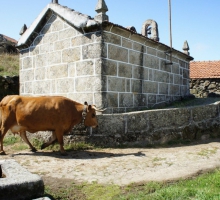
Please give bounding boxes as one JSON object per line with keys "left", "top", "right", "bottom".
{"left": 0, "top": 53, "right": 19, "bottom": 76}
{"left": 3, "top": 134, "right": 94, "bottom": 152}
{"left": 44, "top": 169, "right": 220, "bottom": 200}
{"left": 3, "top": 134, "right": 20, "bottom": 146}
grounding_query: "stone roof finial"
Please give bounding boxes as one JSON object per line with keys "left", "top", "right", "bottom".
{"left": 183, "top": 40, "right": 190, "bottom": 55}
{"left": 52, "top": 0, "right": 58, "bottom": 3}
{"left": 19, "top": 24, "right": 27, "bottom": 35}
{"left": 95, "top": 0, "right": 109, "bottom": 22}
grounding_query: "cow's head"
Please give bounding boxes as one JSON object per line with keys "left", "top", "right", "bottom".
{"left": 83, "top": 102, "right": 106, "bottom": 128}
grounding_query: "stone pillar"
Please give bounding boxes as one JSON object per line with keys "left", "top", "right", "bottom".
{"left": 183, "top": 40, "right": 190, "bottom": 55}
{"left": 95, "top": 0, "right": 109, "bottom": 22}
{"left": 52, "top": 0, "right": 58, "bottom": 3}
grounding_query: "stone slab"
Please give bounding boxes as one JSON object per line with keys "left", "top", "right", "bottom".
{"left": 0, "top": 159, "right": 44, "bottom": 200}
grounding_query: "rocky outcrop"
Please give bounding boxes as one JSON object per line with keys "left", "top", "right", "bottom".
{"left": 190, "top": 78, "right": 220, "bottom": 97}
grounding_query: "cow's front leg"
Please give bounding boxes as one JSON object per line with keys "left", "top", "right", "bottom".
{"left": 55, "top": 130, "right": 67, "bottom": 156}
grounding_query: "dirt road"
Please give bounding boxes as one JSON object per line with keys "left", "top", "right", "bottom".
{"left": 2, "top": 139, "right": 220, "bottom": 186}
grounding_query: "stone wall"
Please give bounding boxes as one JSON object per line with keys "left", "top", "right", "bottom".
{"left": 0, "top": 76, "right": 19, "bottom": 100}
{"left": 19, "top": 13, "right": 102, "bottom": 106}
{"left": 190, "top": 78, "right": 220, "bottom": 97}
{"left": 30, "top": 101, "right": 220, "bottom": 147}
{"left": 101, "top": 23, "right": 190, "bottom": 113}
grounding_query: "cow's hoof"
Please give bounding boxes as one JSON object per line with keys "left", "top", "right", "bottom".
{"left": 0, "top": 151, "right": 6, "bottom": 155}
{"left": 41, "top": 143, "right": 46, "bottom": 150}
{"left": 60, "top": 151, "right": 68, "bottom": 156}
{"left": 31, "top": 147, "right": 37, "bottom": 152}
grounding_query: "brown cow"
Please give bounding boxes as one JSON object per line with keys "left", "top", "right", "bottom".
{"left": 0, "top": 95, "right": 102, "bottom": 155}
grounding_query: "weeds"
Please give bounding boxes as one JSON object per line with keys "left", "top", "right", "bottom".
{"left": 197, "top": 147, "right": 218, "bottom": 158}
{"left": 3, "top": 134, "right": 20, "bottom": 146}
{"left": 0, "top": 53, "right": 19, "bottom": 76}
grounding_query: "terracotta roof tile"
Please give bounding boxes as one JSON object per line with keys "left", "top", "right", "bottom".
{"left": 190, "top": 61, "right": 220, "bottom": 79}
{"left": 2, "top": 35, "right": 17, "bottom": 44}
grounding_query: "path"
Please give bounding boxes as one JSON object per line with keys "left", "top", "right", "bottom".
{"left": 2, "top": 139, "right": 220, "bottom": 186}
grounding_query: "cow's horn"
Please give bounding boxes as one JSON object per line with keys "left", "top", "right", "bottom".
{"left": 94, "top": 107, "right": 107, "bottom": 112}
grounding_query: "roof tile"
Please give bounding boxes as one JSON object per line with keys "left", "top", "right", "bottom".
{"left": 190, "top": 61, "right": 220, "bottom": 78}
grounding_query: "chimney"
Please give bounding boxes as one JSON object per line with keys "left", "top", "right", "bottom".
{"left": 19, "top": 24, "right": 27, "bottom": 35}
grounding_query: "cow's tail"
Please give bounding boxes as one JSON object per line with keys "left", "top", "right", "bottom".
{"left": 0, "top": 105, "right": 2, "bottom": 138}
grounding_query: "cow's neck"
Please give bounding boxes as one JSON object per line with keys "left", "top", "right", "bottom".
{"left": 75, "top": 104, "right": 87, "bottom": 126}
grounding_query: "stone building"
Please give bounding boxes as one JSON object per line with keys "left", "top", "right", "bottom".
{"left": 17, "top": 0, "right": 193, "bottom": 113}
{"left": 190, "top": 60, "right": 220, "bottom": 97}
{"left": 0, "top": 34, "right": 18, "bottom": 54}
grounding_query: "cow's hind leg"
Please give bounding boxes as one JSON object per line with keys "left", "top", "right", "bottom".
{"left": 41, "top": 131, "right": 57, "bottom": 150}
{"left": 55, "top": 129, "right": 67, "bottom": 156}
{"left": 19, "top": 131, "right": 37, "bottom": 152}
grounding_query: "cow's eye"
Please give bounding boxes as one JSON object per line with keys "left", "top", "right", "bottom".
{"left": 92, "top": 113, "right": 96, "bottom": 118}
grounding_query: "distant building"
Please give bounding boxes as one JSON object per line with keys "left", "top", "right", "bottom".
{"left": 190, "top": 60, "right": 220, "bottom": 97}
{"left": 0, "top": 34, "right": 18, "bottom": 54}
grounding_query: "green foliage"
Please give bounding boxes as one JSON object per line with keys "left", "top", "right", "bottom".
{"left": 65, "top": 142, "right": 94, "bottom": 151}
{"left": 0, "top": 53, "right": 19, "bottom": 76}
{"left": 31, "top": 138, "right": 44, "bottom": 149}
{"left": 3, "top": 134, "right": 20, "bottom": 146}
{"left": 12, "top": 143, "right": 29, "bottom": 151}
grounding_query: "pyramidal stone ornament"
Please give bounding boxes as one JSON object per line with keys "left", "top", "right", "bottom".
{"left": 19, "top": 24, "right": 27, "bottom": 35}
{"left": 95, "top": 0, "right": 109, "bottom": 22}
{"left": 183, "top": 40, "right": 190, "bottom": 55}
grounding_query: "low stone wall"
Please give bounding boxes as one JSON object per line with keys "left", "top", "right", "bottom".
{"left": 30, "top": 101, "right": 220, "bottom": 147}
{"left": 0, "top": 76, "right": 19, "bottom": 100}
{"left": 86, "top": 101, "right": 220, "bottom": 146}
{"left": 190, "top": 78, "right": 220, "bottom": 98}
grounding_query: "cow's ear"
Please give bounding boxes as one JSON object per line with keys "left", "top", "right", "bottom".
{"left": 84, "top": 101, "right": 88, "bottom": 105}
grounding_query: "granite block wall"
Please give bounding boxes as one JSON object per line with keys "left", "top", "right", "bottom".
{"left": 100, "top": 26, "right": 190, "bottom": 113}
{"left": 19, "top": 14, "right": 102, "bottom": 106}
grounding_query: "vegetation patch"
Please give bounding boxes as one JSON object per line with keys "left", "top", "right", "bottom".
{"left": 3, "top": 134, "right": 20, "bottom": 146}
{"left": 197, "top": 147, "right": 218, "bottom": 158}
{"left": 0, "top": 53, "right": 19, "bottom": 76}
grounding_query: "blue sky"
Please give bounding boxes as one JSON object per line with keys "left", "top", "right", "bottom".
{"left": 1, "top": 0, "right": 219, "bottom": 61}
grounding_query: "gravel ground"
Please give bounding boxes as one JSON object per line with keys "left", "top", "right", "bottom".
{"left": 2, "top": 139, "right": 220, "bottom": 186}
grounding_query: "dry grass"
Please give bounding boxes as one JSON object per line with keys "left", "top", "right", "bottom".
{"left": 0, "top": 53, "right": 19, "bottom": 76}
